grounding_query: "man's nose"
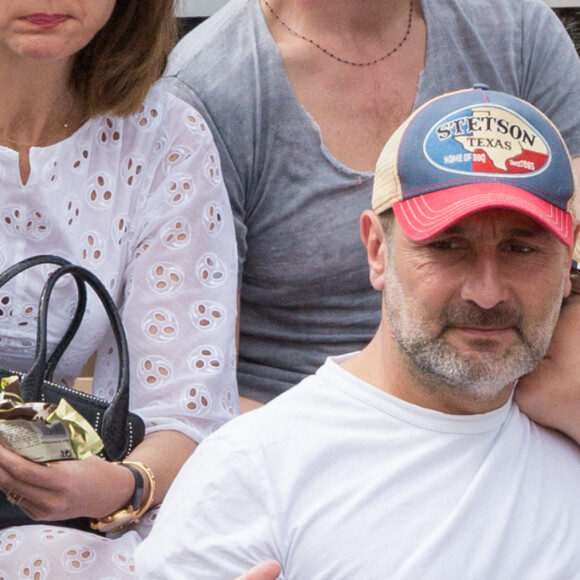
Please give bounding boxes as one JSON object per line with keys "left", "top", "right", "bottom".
{"left": 460, "top": 255, "right": 510, "bottom": 310}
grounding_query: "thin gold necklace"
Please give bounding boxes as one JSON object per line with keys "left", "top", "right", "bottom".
{"left": 262, "top": 0, "right": 414, "bottom": 67}
{"left": 0, "top": 103, "right": 78, "bottom": 148}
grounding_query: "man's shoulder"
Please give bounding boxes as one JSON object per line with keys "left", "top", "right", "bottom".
{"left": 163, "top": 0, "right": 276, "bottom": 131}
{"left": 166, "top": 0, "right": 255, "bottom": 83}
{"left": 512, "top": 402, "right": 580, "bottom": 462}
{"left": 199, "top": 366, "right": 351, "bottom": 456}
{"left": 435, "top": 0, "right": 547, "bottom": 13}
{"left": 428, "top": 0, "right": 553, "bottom": 30}
{"left": 217, "top": 374, "right": 328, "bottom": 434}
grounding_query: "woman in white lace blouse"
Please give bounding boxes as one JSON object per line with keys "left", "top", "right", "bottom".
{"left": 0, "top": 1, "right": 238, "bottom": 577}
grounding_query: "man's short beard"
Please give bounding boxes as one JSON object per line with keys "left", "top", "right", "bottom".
{"left": 384, "top": 263, "right": 564, "bottom": 400}
{"left": 388, "top": 310, "right": 553, "bottom": 399}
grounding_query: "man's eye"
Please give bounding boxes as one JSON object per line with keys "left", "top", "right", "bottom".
{"left": 505, "top": 244, "right": 533, "bottom": 254}
{"left": 429, "top": 239, "right": 461, "bottom": 250}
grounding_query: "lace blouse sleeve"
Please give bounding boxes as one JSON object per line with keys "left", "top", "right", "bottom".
{"left": 95, "top": 92, "right": 239, "bottom": 443}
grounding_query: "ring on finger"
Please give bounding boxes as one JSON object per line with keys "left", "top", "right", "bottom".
{"left": 6, "top": 491, "right": 22, "bottom": 505}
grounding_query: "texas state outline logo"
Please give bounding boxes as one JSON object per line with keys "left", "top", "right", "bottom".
{"left": 423, "top": 104, "right": 551, "bottom": 178}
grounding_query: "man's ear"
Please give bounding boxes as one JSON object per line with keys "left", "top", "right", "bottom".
{"left": 360, "top": 210, "right": 387, "bottom": 291}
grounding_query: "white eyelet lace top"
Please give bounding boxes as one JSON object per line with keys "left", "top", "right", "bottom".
{"left": 0, "top": 85, "right": 239, "bottom": 443}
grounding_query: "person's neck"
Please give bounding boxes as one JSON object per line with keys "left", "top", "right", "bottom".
{"left": 0, "top": 58, "right": 76, "bottom": 150}
{"left": 341, "top": 323, "right": 515, "bottom": 416}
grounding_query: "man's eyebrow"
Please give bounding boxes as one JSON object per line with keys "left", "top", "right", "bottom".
{"left": 505, "top": 227, "right": 553, "bottom": 239}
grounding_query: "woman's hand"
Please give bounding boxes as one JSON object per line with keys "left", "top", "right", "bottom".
{"left": 0, "top": 448, "right": 135, "bottom": 521}
{"left": 0, "top": 429, "right": 198, "bottom": 522}
{"left": 235, "top": 561, "right": 281, "bottom": 580}
{"left": 515, "top": 295, "right": 580, "bottom": 444}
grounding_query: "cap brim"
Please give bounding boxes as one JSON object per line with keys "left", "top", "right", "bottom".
{"left": 393, "top": 183, "right": 573, "bottom": 246}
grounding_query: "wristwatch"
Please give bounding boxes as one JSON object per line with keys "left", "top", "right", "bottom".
{"left": 90, "top": 461, "right": 156, "bottom": 533}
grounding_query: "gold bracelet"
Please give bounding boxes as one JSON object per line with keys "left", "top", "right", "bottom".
{"left": 90, "top": 461, "right": 156, "bottom": 533}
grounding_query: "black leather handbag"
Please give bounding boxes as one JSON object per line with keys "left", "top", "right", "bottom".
{"left": 0, "top": 255, "right": 145, "bottom": 530}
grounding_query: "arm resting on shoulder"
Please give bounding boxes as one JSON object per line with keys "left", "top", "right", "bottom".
{"left": 515, "top": 295, "right": 580, "bottom": 444}
{"left": 515, "top": 157, "right": 580, "bottom": 443}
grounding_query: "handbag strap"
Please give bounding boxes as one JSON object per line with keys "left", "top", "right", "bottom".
{"left": 19, "top": 264, "right": 132, "bottom": 461}
{"left": 0, "top": 255, "right": 87, "bottom": 374}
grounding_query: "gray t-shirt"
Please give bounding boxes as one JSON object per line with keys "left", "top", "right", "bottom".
{"left": 163, "top": 0, "right": 580, "bottom": 401}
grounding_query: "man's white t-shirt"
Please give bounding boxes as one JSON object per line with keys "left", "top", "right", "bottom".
{"left": 137, "top": 355, "right": 580, "bottom": 579}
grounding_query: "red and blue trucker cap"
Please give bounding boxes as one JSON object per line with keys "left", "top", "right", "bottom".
{"left": 372, "top": 85, "right": 576, "bottom": 245}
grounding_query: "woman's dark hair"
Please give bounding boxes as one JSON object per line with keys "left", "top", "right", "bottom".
{"left": 70, "top": 0, "right": 178, "bottom": 117}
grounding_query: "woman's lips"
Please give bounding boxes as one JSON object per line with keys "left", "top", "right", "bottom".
{"left": 21, "top": 14, "right": 69, "bottom": 29}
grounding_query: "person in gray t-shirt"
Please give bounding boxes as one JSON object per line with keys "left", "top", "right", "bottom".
{"left": 163, "top": 0, "right": 580, "bottom": 414}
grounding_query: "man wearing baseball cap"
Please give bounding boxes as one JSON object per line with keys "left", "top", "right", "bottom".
{"left": 137, "top": 87, "right": 580, "bottom": 579}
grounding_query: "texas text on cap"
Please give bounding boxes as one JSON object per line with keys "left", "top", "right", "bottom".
{"left": 372, "top": 85, "right": 577, "bottom": 246}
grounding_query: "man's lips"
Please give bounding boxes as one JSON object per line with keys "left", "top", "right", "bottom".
{"left": 451, "top": 326, "right": 515, "bottom": 339}
{"left": 21, "top": 14, "right": 69, "bottom": 28}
